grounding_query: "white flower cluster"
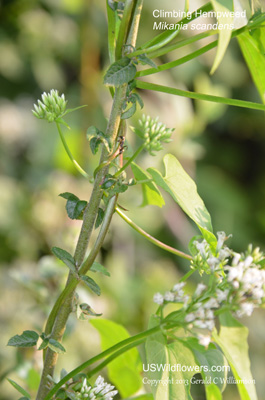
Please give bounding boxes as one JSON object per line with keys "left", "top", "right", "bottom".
{"left": 32, "top": 89, "right": 67, "bottom": 122}
{"left": 193, "top": 231, "right": 232, "bottom": 273}
{"left": 76, "top": 376, "right": 118, "bottom": 400}
{"left": 226, "top": 254, "right": 265, "bottom": 317}
{"left": 153, "top": 282, "right": 189, "bottom": 306}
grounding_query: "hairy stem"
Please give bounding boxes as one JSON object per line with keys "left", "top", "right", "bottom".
{"left": 36, "top": 2, "right": 142, "bottom": 399}
{"left": 115, "top": 207, "right": 192, "bottom": 260}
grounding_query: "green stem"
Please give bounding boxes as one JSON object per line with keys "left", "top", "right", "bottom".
{"left": 56, "top": 122, "right": 90, "bottom": 180}
{"left": 36, "top": 2, "right": 142, "bottom": 398}
{"left": 137, "top": 40, "right": 217, "bottom": 78}
{"left": 115, "top": 0, "right": 136, "bottom": 59}
{"left": 129, "top": 3, "right": 213, "bottom": 56}
{"left": 135, "top": 81, "right": 265, "bottom": 112}
{"left": 44, "top": 195, "right": 117, "bottom": 337}
{"left": 185, "top": 0, "right": 189, "bottom": 13}
{"left": 115, "top": 206, "right": 192, "bottom": 260}
{"left": 179, "top": 269, "right": 195, "bottom": 282}
{"left": 43, "top": 322, "right": 178, "bottom": 400}
{"left": 114, "top": 143, "right": 145, "bottom": 177}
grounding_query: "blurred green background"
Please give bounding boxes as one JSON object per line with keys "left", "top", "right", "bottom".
{"left": 0, "top": 0, "right": 265, "bottom": 399}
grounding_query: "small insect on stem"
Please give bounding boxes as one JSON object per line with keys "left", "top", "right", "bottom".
{"left": 118, "top": 135, "right": 127, "bottom": 167}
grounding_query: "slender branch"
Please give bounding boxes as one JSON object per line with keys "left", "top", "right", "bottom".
{"left": 114, "top": 143, "right": 145, "bottom": 177}
{"left": 115, "top": 207, "right": 192, "bottom": 260}
{"left": 137, "top": 41, "right": 217, "bottom": 78}
{"left": 135, "top": 81, "right": 265, "bottom": 112}
{"left": 179, "top": 269, "right": 195, "bottom": 282}
{"left": 56, "top": 122, "right": 90, "bottom": 180}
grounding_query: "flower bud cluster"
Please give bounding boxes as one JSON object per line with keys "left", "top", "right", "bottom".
{"left": 191, "top": 232, "right": 232, "bottom": 274}
{"left": 32, "top": 89, "right": 67, "bottom": 122}
{"left": 153, "top": 282, "right": 189, "bottom": 306}
{"left": 76, "top": 376, "right": 118, "bottom": 400}
{"left": 138, "top": 114, "right": 174, "bottom": 155}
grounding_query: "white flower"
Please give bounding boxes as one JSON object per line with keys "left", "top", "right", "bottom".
{"left": 194, "top": 320, "right": 208, "bottom": 329}
{"left": 164, "top": 291, "right": 175, "bottom": 302}
{"left": 205, "top": 309, "right": 214, "bottom": 320}
{"left": 227, "top": 264, "right": 244, "bottom": 282}
{"left": 153, "top": 293, "right": 164, "bottom": 305}
{"left": 216, "top": 231, "right": 227, "bottom": 251}
{"left": 236, "top": 302, "right": 255, "bottom": 317}
{"left": 232, "top": 253, "right": 241, "bottom": 265}
{"left": 218, "top": 248, "right": 231, "bottom": 260}
{"left": 195, "top": 308, "right": 205, "bottom": 319}
{"left": 173, "top": 282, "right": 186, "bottom": 292}
{"left": 205, "top": 319, "right": 215, "bottom": 330}
{"left": 216, "top": 289, "right": 229, "bottom": 303}
{"left": 195, "top": 240, "right": 208, "bottom": 258}
{"left": 77, "top": 376, "right": 118, "bottom": 400}
{"left": 194, "top": 283, "right": 207, "bottom": 297}
{"left": 207, "top": 257, "right": 220, "bottom": 270}
{"left": 204, "top": 298, "right": 219, "bottom": 309}
{"left": 198, "top": 334, "right": 211, "bottom": 347}
{"left": 252, "top": 288, "right": 265, "bottom": 301}
{"left": 243, "top": 256, "right": 253, "bottom": 269}
{"left": 185, "top": 313, "right": 196, "bottom": 322}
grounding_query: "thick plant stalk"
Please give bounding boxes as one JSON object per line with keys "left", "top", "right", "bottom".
{"left": 35, "top": 2, "right": 142, "bottom": 399}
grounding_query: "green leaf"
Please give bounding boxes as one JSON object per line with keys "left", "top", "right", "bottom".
{"left": 81, "top": 275, "right": 101, "bottom": 296}
{"left": 79, "top": 303, "right": 102, "bottom": 317}
{"left": 38, "top": 338, "right": 49, "bottom": 351}
{"left": 210, "top": 0, "right": 234, "bottom": 74}
{"left": 7, "top": 330, "right": 39, "bottom": 348}
{"left": 90, "top": 261, "right": 111, "bottom": 277}
{"left": 59, "top": 192, "right": 87, "bottom": 220}
{"left": 52, "top": 246, "right": 76, "bottom": 274}
{"left": 238, "top": 29, "right": 265, "bottom": 104}
{"left": 137, "top": 53, "right": 157, "bottom": 69}
{"left": 95, "top": 207, "right": 105, "bottom": 229}
{"left": 213, "top": 312, "right": 257, "bottom": 400}
{"left": 121, "top": 102, "right": 137, "bottom": 119}
{"left": 131, "top": 92, "right": 144, "bottom": 109}
{"left": 86, "top": 126, "right": 111, "bottom": 154}
{"left": 148, "top": 154, "right": 216, "bottom": 248}
{"left": 91, "top": 319, "right": 143, "bottom": 397}
{"left": 18, "top": 398, "right": 30, "bottom": 400}
{"left": 48, "top": 338, "right": 66, "bottom": 354}
{"left": 104, "top": 57, "right": 137, "bottom": 87}
{"left": 185, "top": 337, "right": 228, "bottom": 393}
{"left": 135, "top": 80, "right": 265, "bottom": 112}
{"left": 131, "top": 163, "right": 165, "bottom": 208}
{"left": 7, "top": 379, "right": 31, "bottom": 398}
{"left": 145, "top": 316, "right": 198, "bottom": 400}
